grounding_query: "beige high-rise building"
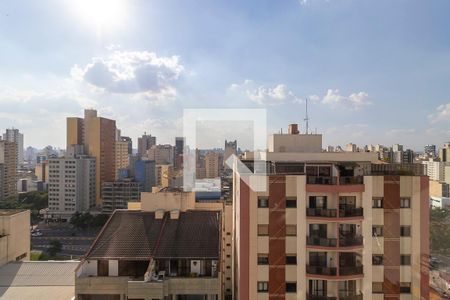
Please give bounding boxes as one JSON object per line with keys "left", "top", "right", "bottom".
{"left": 146, "top": 144, "right": 174, "bottom": 165}
{"left": 232, "top": 124, "right": 429, "bottom": 300}
{"left": 67, "top": 109, "right": 116, "bottom": 206}
{"left": 115, "top": 139, "right": 130, "bottom": 179}
{"left": 35, "top": 161, "right": 49, "bottom": 182}
{"left": 439, "top": 142, "right": 450, "bottom": 163}
{"left": 156, "top": 164, "right": 173, "bottom": 188}
{"left": 0, "top": 140, "right": 17, "bottom": 201}
{"left": 205, "top": 152, "right": 220, "bottom": 179}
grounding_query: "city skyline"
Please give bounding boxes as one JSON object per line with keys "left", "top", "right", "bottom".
{"left": 1, "top": 0, "right": 449, "bottom": 149}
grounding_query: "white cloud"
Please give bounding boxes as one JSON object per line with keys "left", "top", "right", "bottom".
{"left": 429, "top": 102, "right": 450, "bottom": 123}
{"left": 71, "top": 50, "right": 184, "bottom": 105}
{"left": 229, "top": 80, "right": 300, "bottom": 105}
{"left": 321, "top": 89, "right": 371, "bottom": 110}
{"left": 386, "top": 128, "right": 416, "bottom": 136}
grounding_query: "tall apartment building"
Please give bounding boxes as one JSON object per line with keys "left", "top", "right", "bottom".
{"left": 174, "top": 137, "right": 185, "bottom": 170}
{"left": 131, "top": 158, "right": 157, "bottom": 192}
{"left": 101, "top": 180, "right": 141, "bottom": 214}
{"left": 439, "top": 142, "right": 450, "bottom": 162}
{"left": 47, "top": 153, "right": 96, "bottom": 220}
{"left": 424, "top": 144, "right": 436, "bottom": 157}
{"left": 0, "top": 140, "right": 17, "bottom": 201}
{"left": 206, "top": 152, "right": 220, "bottom": 179}
{"left": 138, "top": 133, "right": 156, "bottom": 157}
{"left": 422, "top": 159, "right": 446, "bottom": 181}
{"left": 67, "top": 109, "right": 116, "bottom": 206}
{"left": 0, "top": 210, "right": 30, "bottom": 266}
{"left": 35, "top": 161, "right": 49, "bottom": 183}
{"left": 224, "top": 140, "right": 237, "bottom": 162}
{"left": 3, "top": 128, "right": 24, "bottom": 166}
{"left": 146, "top": 144, "right": 174, "bottom": 165}
{"left": 156, "top": 164, "right": 173, "bottom": 188}
{"left": 346, "top": 143, "right": 357, "bottom": 152}
{"left": 115, "top": 137, "right": 130, "bottom": 179}
{"left": 232, "top": 124, "right": 429, "bottom": 300}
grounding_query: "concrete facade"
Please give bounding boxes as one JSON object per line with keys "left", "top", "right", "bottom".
{"left": 0, "top": 210, "right": 30, "bottom": 267}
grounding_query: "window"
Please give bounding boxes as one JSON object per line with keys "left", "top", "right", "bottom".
{"left": 258, "top": 254, "right": 269, "bottom": 265}
{"left": 286, "top": 255, "right": 297, "bottom": 265}
{"left": 258, "top": 197, "right": 269, "bottom": 208}
{"left": 400, "top": 282, "right": 411, "bottom": 293}
{"left": 257, "top": 281, "right": 268, "bottom": 292}
{"left": 400, "top": 197, "right": 411, "bottom": 208}
{"left": 286, "top": 198, "right": 297, "bottom": 208}
{"left": 286, "top": 282, "right": 297, "bottom": 293}
{"left": 373, "top": 282, "right": 383, "bottom": 294}
{"left": 286, "top": 225, "right": 297, "bottom": 236}
{"left": 98, "top": 260, "right": 109, "bottom": 276}
{"left": 400, "top": 226, "right": 411, "bottom": 237}
{"left": 401, "top": 255, "right": 411, "bottom": 265}
{"left": 372, "top": 197, "right": 383, "bottom": 208}
{"left": 372, "top": 255, "right": 383, "bottom": 265}
{"left": 258, "top": 225, "right": 269, "bottom": 236}
{"left": 372, "top": 226, "right": 383, "bottom": 237}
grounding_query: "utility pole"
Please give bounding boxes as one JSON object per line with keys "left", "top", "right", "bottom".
{"left": 304, "top": 98, "right": 309, "bottom": 134}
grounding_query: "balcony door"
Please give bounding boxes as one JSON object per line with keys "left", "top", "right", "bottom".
{"left": 339, "top": 224, "right": 357, "bottom": 239}
{"left": 339, "top": 252, "right": 356, "bottom": 267}
{"left": 309, "top": 252, "right": 327, "bottom": 267}
{"left": 339, "top": 280, "right": 356, "bottom": 296}
{"left": 339, "top": 196, "right": 356, "bottom": 211}
{"left": 309, "top": 196, "right": 327, "bottom": 209}
{"left": 309, "top": 279, "right": 327, "bottom": 297}
{"left": 310, "top": 224, "right": 327, "bottom": 239}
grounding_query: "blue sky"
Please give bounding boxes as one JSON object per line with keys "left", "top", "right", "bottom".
{"left": 0, "top": 0, "right": 449, "bottom": 150}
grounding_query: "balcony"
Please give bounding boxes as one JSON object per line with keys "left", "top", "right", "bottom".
{"left": 307, "top": 208, "right": 337, "bottom": 218}
{"left": 339, "top": 208, "right": 363, "bottom": 218}
{"left": 306, "top": 265, "right": 337, "bottom": 276}
{"left": 340, "top": 294, "right": 363, "bottom": 300}
{"left": 307, "top": 176, "right": 337, "bottom": 185}
{"left": 339, "top": 235, "right": 363, "bottom": 247}
{"left": 307, "top": 236, "right": 337, "bottom": 248}
{"left": 339, "top": 176, "right": 364, "bottom": 185}
{"left": 306, "top": 294, "right": 337, "bottom": 300}
{"left": 339, "top": 265, "right": 363, "bottom": 276}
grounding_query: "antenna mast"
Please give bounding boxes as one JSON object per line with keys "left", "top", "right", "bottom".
{"left": 304, "top": 98, "right": 309, "bottom": 134}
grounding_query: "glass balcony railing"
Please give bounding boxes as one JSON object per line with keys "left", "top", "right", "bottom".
{"left": 339, "top": 176, "right": 364, "bottom": 185}
{"left": 340, "top": 294, "right": 363, "bottom": 300}
{"left": 306, "top": 208, "right": 337, "bottom": 218}
{"left": 306, "top": 294, "right": 337, "bottom": 300}
{"left": 307, "top": 236, "right": 337, "bottom": 247}
{"left": 307, "top": 176, "right": 337, "bottom": 185}
{"left": 338, "top": 208, "right": 363, "bottom": 218}
{"left": 306, "top": 265, "right": 337, "bottom": 276}
{"left": 339, "top": 235, "right": 363, "bottom": 247}
{"left": 338, "top": 265, "right": 363, "bottom": 276}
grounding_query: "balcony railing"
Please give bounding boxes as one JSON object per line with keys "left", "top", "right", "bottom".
{"left": 339, "top": 208, "right": 363, "bottom": 218}
{"left": 306, "top": 294, "right": 337, "bottom": 300}
{"left": 340, "top": 294, "right": 363, "bottom": 300}
{"left": 339, "top": 265, "right": 363, "bottom": 276}
{"left": 307, "top": 176, "right": 337, "bottom": 185}
{"left": 307, "top": 236, "right": 337, "bottom": 247}
{"left": 306, "top": 265, "right": 337, "bottom": 276}
{"left": 339, "top": 235, "right": 363, "bottom": 247}
{"left": 307, "top": 208, "right": 337, "bottom": 218}
{"left": 339, "top": 176, "right": 364, "bottom": 185}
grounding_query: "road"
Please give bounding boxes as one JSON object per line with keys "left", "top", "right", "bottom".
{"left": 31, "top": 226, "right": 100, "bottom": 258}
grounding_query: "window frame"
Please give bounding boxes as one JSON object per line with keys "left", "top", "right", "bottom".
{"left": 372, "top": 197, "right": 383, "bottom": 208}
{"left": 257, "top": 224, "right": 269, "bottom": 236}
{"left": 257, "top": 196, "right": 269, "bottom": 208}
{"left": 257, "top": 281, "right": 269, "bottom": 293}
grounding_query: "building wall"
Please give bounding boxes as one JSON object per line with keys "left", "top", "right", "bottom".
{"left": 0, "top": 141, "right": 17, "bottom": 200}
{"left": 0, "top": 210, "right": 30, "bottom": 267}
{"left": 205, "top": 152, "right": 220, "bottom": 179}
{"left": 115, "top": 140, "right": 130, "bottom": 180}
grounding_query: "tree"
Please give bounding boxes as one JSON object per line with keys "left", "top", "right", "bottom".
{"left": 47, "top": 240, "right": 62, "bottom": 257}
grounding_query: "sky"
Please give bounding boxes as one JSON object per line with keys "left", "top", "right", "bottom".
{"left": 0, "top": 0, "right": 449, "bottom": 150}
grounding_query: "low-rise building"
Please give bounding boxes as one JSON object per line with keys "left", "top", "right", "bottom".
{"left": 101, "top": 180, "right": 141, "bottom": 214}
{"left": 0, "top": 210, "right": 30, "bottom": 267}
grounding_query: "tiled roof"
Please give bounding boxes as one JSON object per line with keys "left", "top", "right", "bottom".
{"left": 85, "top": 210, "right": 221, "bottom": 260}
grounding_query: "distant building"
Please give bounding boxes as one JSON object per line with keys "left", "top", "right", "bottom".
{"left": 174, "top": 137, "right": 185, "bottom": 170}
{"left": 47, "top": 151, "right": 96, "bottom": 221}
{"left": 137, "top": 133, "right": 156, "bottom": 157}
{"left": 422, "top": 159, "right": 445, "bottom": 181}
{"left": 430, "top": 180, "right": 450, "bottom": 198}
{"left": 424, "top": 144, "right": 436, "bottom": 157}
{"left": 156, "top": 164, "right": 173, "bottom": 188}
{"left": 205, "top": 151, "right": 220, "bottom": 178}
{"left": 35, "top": 161, "right": 49, "bottom": 183}
{"left": 101, "top": 180, "right": 141, "bottom": 214}
{"left": 3, "top": 128, "right": 24, "bottom": 166}
{"left": 345, "top": 143, "right": 357, "bottom": 152}
{"left": 0, "top": 210, "right": 30, "bottom": 266}
{"left": 146, "top": 144, "right": 174, "bottom": 165}
{"left": 439, "top": 142, "right": 450, "bottom": 162}
{"left": 115, "top": 138, "right": 130, "bottom": 180}
{"left": 132, "top": 159, "right": 156, "bottom": 192}
{"left": 67, "top": 109, "right": 116, "bottom": 206}
{"left": 224, "top": 140, "right": 237, "bottom": 165}
{"left": 0, "top": 140, "right": 17, "bottom": 201}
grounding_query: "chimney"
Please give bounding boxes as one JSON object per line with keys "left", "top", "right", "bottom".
{"left": 288, "top": 124, "right": 299, "bottom": 135}
{"left": 170, "top": 209, "right": 180, "bottom": 220}
{"left": 155, "top": 209, "right": 165, "bottom": 219}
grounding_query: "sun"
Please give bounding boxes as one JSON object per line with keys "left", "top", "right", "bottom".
{"left": 70, "top": 0, "right": 126, "bottom": 31}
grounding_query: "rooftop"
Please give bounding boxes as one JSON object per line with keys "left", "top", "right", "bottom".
{"left": 85, "top": 210, "right": 221, "bottom": 260}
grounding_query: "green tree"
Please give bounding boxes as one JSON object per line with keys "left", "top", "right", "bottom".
{"left": 47, "top": 240, "right": 62, "bottom": 257}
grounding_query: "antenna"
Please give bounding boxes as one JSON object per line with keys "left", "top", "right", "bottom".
{"left": 304, "top": 98, "right": 309, "bottom": 134}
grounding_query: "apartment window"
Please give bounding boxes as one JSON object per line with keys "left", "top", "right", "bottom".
{"left": 372, "top": 226, "right": 383, "bottom": 237}
{"left": 400, "top": 197, "right": 411, "bottom": 208}
{"left": 98, "top": 260, "right": 109, "bottom": 276}
{"left": 372, "top": 255, "right": 383, "bottom": 265}
{"left": 286, "top": 198, "right": 297, "bottom": 208}
{"left": 286, "top": 225, "right": 297, "bottom": 236}
{"left": 373, "top": 282, "right": 383, "bottom": 294}
{"left": 372, "top": 197, "right": 383, "bottom": 208}
{"left": 401, "top": 255, "right": 411, "bottom": 265}
{"left": 258, "top": 196, "right": 269, "bottom": 208}
{"left": 258, "top": 254, "right": 269, "bottom": 265}
{"left": 286, "top": 255, "right": 297, "bottom": 265}
{"left": 400, "top": 282, "right": 411, "bottom": 293}
{"left": 257, "top": 281, "right": 268, "bottom": 292}
{"left": 400, "top": 226, "right": 411, "bottom": 237}
{"left": 286, "top": 282, "right": 297, "bottom": 293}
{"left": 258, "top": 225, "right": 269, "bottom": 236}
